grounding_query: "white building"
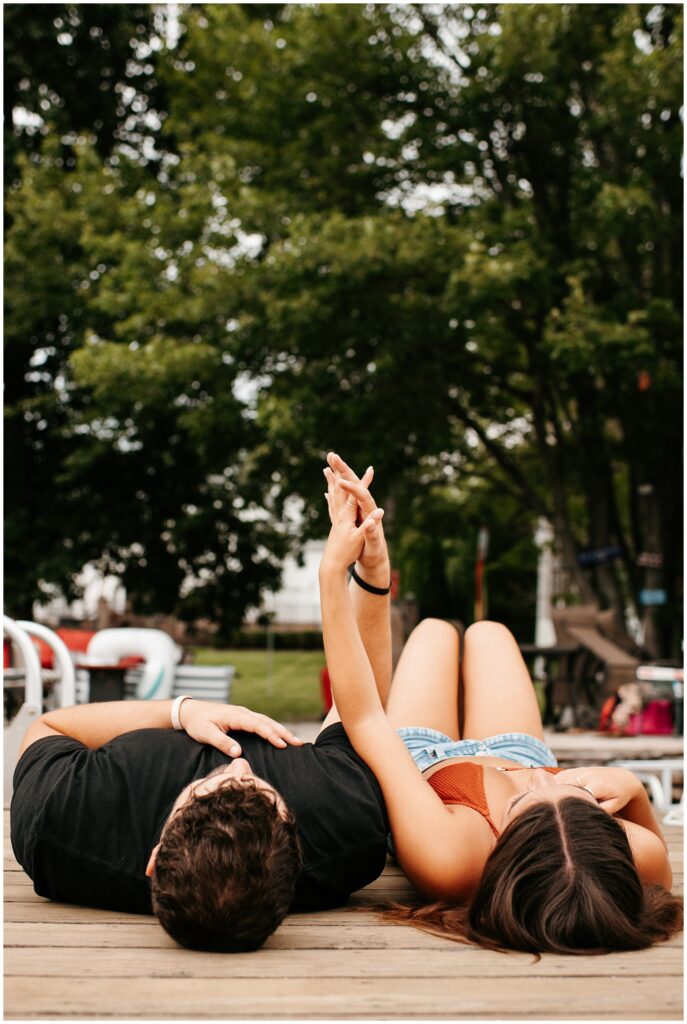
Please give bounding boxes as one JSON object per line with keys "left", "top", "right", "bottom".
{"left": 33, "top": 541, "right": 325, "bottom": 629}
{"left": 248, "top": 540, "right": 324, "bottom": 626}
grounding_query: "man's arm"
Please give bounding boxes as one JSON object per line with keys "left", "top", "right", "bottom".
{"left": 18, "top": 700, "right": 187, "bottom": 760}
{"left": 18, "top": 699, "right": 303, "bottom": 761}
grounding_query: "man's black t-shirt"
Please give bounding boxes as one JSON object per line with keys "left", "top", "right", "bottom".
{"left": 11, "top": 723, "right": 388, "bottom": 914}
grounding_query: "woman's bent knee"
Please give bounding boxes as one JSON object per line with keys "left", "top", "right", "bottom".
{"left": 464, "top": 621, "right": 516, "bottom": 646}
{"left": 410, "top": 618, "right": 460, "bottom": 643}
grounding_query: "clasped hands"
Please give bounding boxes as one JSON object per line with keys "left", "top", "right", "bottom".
{"left": 320, "top": 451, "right": 389, "bottom": 585}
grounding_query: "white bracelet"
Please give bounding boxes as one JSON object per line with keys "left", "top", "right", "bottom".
{"left": 171, "top": 694, "right": 192, "bottom": 731}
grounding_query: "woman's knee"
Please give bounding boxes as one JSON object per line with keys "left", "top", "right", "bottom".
{"left": 464, "top": 620, "right": 516, "bottom": 649}
{"left": 409, "top": 618, "right": 460, "bottom": 647}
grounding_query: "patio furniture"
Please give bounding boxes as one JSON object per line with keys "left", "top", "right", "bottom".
{"left": 83, "top": 628, "right": 181, "bottom": 700}
{"left": 518, "top": 642, "right": 581, "bottom": 726}
{"left": 550, "top": 605, "right": 641, "bottom": 724}
{"left": 124, "top": 663, "right": 235, "bottom": 704}
{"left": 608, "top": 757, "right": 684, "bottom": 825}
{"left": 3, "top": 617, "right": 77, "bottom": 806}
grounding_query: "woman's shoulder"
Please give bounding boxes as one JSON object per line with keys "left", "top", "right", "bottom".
{"left": 617, "top": 819, "right": 673, "bottom": 888}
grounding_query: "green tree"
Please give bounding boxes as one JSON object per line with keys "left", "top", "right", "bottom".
{"left": 5, "top": 4, "right": 682, "bottom": 652}
{"left": 4, "top": 4, "right": 163, "bottom": 183}
{"left": 4, "top": 142, "right": 289, "bottom": 637}
{"left": 177, "top": 3, "right": 680, "bottom": 650}
{"left": 4, "top": 3, "right": 164, "bottom": 616}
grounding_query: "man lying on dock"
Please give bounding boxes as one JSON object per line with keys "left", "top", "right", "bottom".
{"left": 11, "top": 681, "right": 389, "bottom": 952}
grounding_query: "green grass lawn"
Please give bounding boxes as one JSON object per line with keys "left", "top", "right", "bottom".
{"left": 193, "top": 647, "right": 546, "bottom": 724}
{"left": 192, "top": 647, "right": 326, "bottom": 721}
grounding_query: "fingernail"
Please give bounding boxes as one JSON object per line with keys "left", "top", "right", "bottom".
{"left": 230, "top": 745, "right": 241, "bottom": 757}
{"left": 367, "top": 466, "right": 373, "bottom": 473}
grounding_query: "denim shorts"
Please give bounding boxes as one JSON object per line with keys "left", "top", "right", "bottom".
{"left": 396, "top": 726, "right": 558, "bottom": 772}
{"left": 386, "top": 728, "right": 557, "bottom": 858}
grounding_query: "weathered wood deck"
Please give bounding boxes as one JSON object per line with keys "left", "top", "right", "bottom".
{"left": 4, "top": 809, "right": 683, "bottom": 1020}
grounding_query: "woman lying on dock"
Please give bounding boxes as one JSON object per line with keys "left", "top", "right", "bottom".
{"left": 320, "top": 452, "right": 682, "bottom": 954}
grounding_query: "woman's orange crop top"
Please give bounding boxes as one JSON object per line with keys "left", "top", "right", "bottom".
{"left": 427, "top": 763, "right": 563, "bottom": 837}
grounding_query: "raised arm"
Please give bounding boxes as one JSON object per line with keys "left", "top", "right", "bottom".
{"left": 319, "top": 487, "right": 386, "bottom": 727}
{"left": 324, "top": 453, "right": 392, "bottom": 705}
{"left": 318, "top": 489, "right": 480, "bottom": 899}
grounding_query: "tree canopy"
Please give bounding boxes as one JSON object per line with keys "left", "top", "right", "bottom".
{"left": 4, "top": 3, "right": 683, "bottom": 650}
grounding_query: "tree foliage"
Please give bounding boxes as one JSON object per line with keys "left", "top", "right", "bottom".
{"left": 4, "top": 4, "right": 683, "bottom": 649}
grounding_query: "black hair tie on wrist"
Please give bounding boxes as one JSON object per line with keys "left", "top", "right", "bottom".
{"left": 349, "top": 564, "right": 392, "bottom": 595}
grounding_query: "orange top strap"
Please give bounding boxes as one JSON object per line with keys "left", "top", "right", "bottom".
{"left": 427, "top": 763, "right": 563, "bottom": 837}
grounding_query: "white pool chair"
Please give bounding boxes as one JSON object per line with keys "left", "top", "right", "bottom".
{"left": 3, "top": 617, "right": 77, "bottom": 806}
{"left": 609, "top": 757, "right": 684, "bottom": 825}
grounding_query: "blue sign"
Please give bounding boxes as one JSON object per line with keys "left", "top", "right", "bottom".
{"left": 578, "top": 545, "right": 624, "bottom": 566}
{"left": 638, "top": 589, "right": 667, "bottom": 606}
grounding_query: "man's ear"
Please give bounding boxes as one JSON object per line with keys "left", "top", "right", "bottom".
{"left": 146, "top": 844, "right": 160, "bottom": 878}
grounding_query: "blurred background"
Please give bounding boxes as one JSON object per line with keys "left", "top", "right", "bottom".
{"left": 4, "top": 3, "right": 683, "bottom": 702}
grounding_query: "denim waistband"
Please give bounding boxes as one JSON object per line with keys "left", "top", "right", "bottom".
{"left": 396, "top": 727, "right": 558, "bottom": 772}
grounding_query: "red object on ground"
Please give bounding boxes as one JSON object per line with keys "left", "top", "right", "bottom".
{"left": 598, "top": 694, "right": 619, "bottom": 732}
{"left": 320, "top": 666, "right": 333, "bottom": 715}
{"left": 625, "top": 699, "right": 674, "bottom": 736}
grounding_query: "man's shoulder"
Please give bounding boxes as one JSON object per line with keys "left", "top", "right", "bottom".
{"left": 312, "top": 721, "right": 355, "bottom": 752}
{"left": 13, "top": 733, "right": 88, "bottom": 791}
{"left": 294, "top": 722, "right": 387, "bottom": 825}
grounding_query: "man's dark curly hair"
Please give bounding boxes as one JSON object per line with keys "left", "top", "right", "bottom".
{"left": 151, "top": 780, "right": 302, "bottom": 952}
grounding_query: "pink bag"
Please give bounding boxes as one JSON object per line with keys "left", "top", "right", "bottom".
{"left": 625, "top": 699, "right": 674, "bottom": 736}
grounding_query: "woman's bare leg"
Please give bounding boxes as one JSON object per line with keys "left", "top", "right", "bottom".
{"left": 460, "top": 621, "right": 545, "bottom": 740}
{"left": 384, "top": 618, "right": 460, "bottom": 738}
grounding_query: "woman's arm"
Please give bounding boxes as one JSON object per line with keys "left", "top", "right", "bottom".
{"left": 613, "top": 776, "right": 672, "bottom": 887}
{"left": 324, "top": 454, "right": 392, "bottom": 705}
{"left": 319, "top": 511, "right": 480, "bottom": 899}
{"left": 557, "top": 766, "right": 667, "bottom": 847}
{"left": 621, "top": 821, "right": 673, "bottom": 888}
{"left": 556, "top": 766, "right": 672, "bottom": 888}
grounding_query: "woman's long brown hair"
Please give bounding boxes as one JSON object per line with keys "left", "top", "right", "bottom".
{"left": 382, "top": 797, "right": 682, "bottom": 955}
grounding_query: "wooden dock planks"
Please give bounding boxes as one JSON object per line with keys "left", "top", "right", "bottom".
{"left": 4, "top": 813, "right": 683, "bottom": 1020}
